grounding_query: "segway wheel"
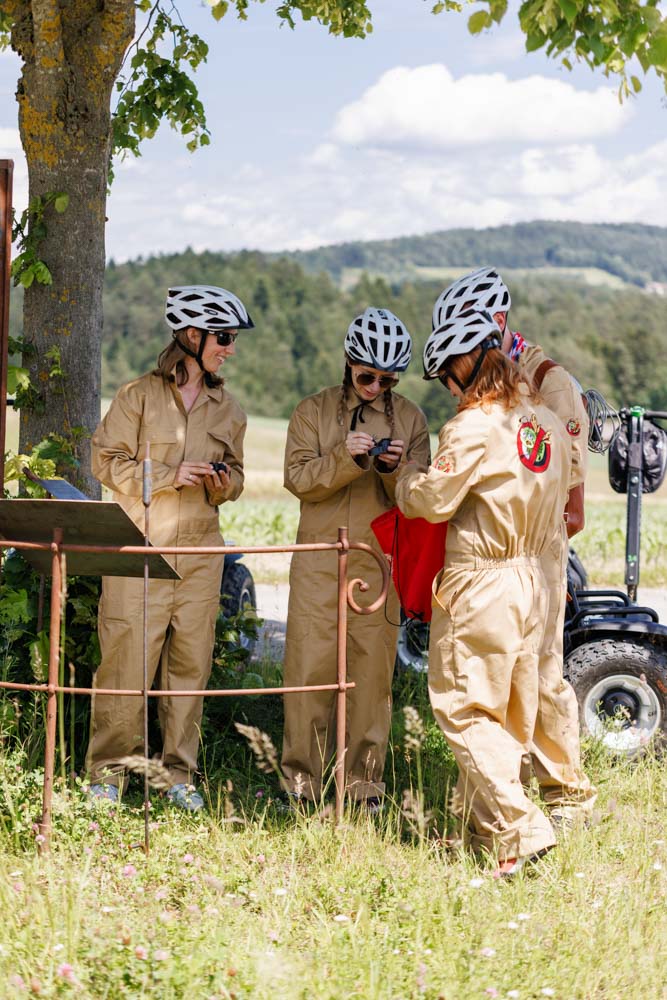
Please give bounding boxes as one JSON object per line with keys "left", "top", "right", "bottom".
{"left": 565, "top": 639, "right": 667, "bottom": 756}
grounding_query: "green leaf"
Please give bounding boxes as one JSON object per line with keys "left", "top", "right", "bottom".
{"left": 648, "top": 23, "right": 667, "bottom": 69}
{"left": 525, "top": 31, "right": 547, "bottom": 52}
{"left": 468, "top": 9, "right": 492, "bottom": 34}
{"left": 211, "top": 1, "right": 229, "bottom": 21}
{"left": 54, "top": 193, "right": 69, "bottom": 214}
{"left": 630, "top": 74, "right": 642, "bottom": 92}
{"left": 557, "top": 0, "right": 578, "bottom": 26}
{"left": 19, "top": 269, "right": 35, "bottom": 289}
{"left": 6, "top": 366, "right": 30, "bottom": 395}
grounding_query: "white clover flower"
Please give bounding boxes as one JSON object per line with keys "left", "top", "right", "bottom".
{"left": 469, "top": 877, "right": 484, "bottom": 888}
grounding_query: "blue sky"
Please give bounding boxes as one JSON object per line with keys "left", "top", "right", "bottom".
{"left": 1, "top": 0, "right": 665, "bottom": 261}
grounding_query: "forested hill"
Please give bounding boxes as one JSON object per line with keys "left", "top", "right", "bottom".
{"left": 288, "top": 221, "right": 667, "bottom": 288}
{"left": 95, "top": 247, "right": 667, "bottom": 427}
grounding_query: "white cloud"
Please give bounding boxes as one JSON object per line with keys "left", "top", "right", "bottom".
{"left": 332, "top": 64, "right": 632, "bottom": 151}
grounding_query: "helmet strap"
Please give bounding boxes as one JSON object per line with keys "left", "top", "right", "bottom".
{"left": 458, "top": 336, "right": 501, "bottom": 392}
{"left": 174, "top": 330, "right": 216, "bottom": 387}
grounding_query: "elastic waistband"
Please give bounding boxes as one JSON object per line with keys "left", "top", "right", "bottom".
{"left": 446, "top": 554, "right": 542, "bottom": 571}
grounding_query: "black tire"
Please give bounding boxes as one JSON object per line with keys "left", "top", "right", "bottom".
{"left": 565, "top": 639, "right": 667, "bottom": 756}
{"left": 219, "top": 562, "right": 258, "bottom": 656}
{"left": 395, "top": 619, "right": 430, "bottom": 674}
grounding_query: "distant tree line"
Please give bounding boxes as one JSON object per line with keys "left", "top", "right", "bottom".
{"left": 8, "top": 242, "right": 667, "bottom": 431}
{"left": 100, "top": 249, "right": 667, "bottom": 427}
{"left": 289, "top": 221, "right": 667, "bottom": 288}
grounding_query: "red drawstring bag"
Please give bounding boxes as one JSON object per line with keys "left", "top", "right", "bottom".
{"left": 371, "top": 507, "right": 447, "bottom": 623}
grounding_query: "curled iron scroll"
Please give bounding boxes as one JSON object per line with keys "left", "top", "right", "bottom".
{"left": 346, "top": 541, "right": 390, "bottom": 615}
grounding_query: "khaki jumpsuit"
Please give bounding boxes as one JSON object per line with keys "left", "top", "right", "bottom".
{"left": 518, "top": 345, "right": 596, "bottom": 819}
{"left": 86, "top": 372, "right": 246, "bottom": 789}
{"left": 282, "top": 385, "right": 431, "bottom": 801}
{"left": 396, "top": 387, "right": 570, "bottom": 860}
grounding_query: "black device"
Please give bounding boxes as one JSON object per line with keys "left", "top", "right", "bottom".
{"left": 210, "top": 461, "right": 229, "bottom": 475}
{"left": 368, "top": 437, "right": 392, "bottom": 457}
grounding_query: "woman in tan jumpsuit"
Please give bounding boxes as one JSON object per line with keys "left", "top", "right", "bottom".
{"left": 282, "top": 308, "right": 431, "bottom": 810}
{"left": 86, "top": 285, "right": 253, "bottom": 811}
{"left": 396, "top": 309, "right": 571, "bottom": 874}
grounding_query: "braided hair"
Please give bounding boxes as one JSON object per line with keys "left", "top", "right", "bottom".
{"left": 337, "top": 362, "right": 354, "bottom": 428}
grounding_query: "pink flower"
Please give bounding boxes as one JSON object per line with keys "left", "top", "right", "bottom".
{"left": 480, "top": 947, "right": 496, "bottom": 958}
{"left": 8, "top": 973, "right": 26, "bottom": 990}
{"left": 34, "top": 834, "right": 45, "bottom": 846}
{"left": 134, "top": 946, "right": 148, "bottom": 960}
{"left": 155, "top": 888, "right": 168, "bottom": 901}
{"left": 484, "top": 990, "right": 499, "bottom": 998}
{"left": 154, "top": 950, "right": 170, "bottom": 962}
{"left": 122, "top": 864, "right": 137, "bottom": 878}
{"left": 255, "top": 790, "right": 264, "bottom": 799}
{"left": 88, "top": 822, "right": 99, "bottom": 832}
{"left": 56, "top": 964, "right": 77, "bottom": 984}
{"left": 182, "top": 853, "right": 194, "bottom": 864}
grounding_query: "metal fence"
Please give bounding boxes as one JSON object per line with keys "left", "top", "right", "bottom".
{"left": 0, "top": 521, "right": 389, "bottom": 853}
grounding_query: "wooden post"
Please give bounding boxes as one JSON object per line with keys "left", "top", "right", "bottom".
{"left": 0, "top": 160, "right": 14, "bottom": 493}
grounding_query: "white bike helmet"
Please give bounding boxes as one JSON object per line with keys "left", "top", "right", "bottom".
{"left": 344, "top": 307, "right": 412, "bottom": 373}
{"left": 432, "top": 267, "right": 511, "bottom": 329}
{"left": 423, "top": 309, "right": 502, "bottom": 388}
{"left": 165, "top": 285, "right": 254, "bottom": 332}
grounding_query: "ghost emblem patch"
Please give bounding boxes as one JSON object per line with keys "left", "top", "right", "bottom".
{"left": 566, "top": 418, "right": 581, "bottom": 437}
{"left": 517, "top": 414, "right": 551, "bottom": 473}
{"left": 433, "top": 455, "right": 453, "bottom": 473}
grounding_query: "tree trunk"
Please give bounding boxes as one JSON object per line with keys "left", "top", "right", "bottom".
{"left": 10, "top": 0, "right": 134, "bottom": 496}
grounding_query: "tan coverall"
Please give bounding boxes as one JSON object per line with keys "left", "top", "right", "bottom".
{"left": 282, "top": 385, "right": 431, "bottom": 801}
{"left": 396, "top": 386, "right": 570, "bottom": 860}
{"left": 86, "top": 372, "right": 246, "bottom": 788}
{"left": 518, "top": 345, "right": 596, "bottom": 820}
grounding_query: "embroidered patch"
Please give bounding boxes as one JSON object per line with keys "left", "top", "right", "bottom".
{"left": 566, "top": 418, "right": 581, "bottom": 437}
{"left": 433, "top": 455, "right": 454, "bottom": 473}
{"left": 517, "top": 413, "right": 551, "bottom": 473}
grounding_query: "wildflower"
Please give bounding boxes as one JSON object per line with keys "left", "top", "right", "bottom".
{"left": 517, "top": 913, "right": 530, "bottom": 921}
{"left": 574, "top": 872, "right": 585, "bottom": 879}
{"left": 101, "top": 907, "right": 114, "bottom": 914}
{"left": 273, "top": 887, "right": 287, "bottom": 897}
{"left": 56, "top": 964, "right": 78, "bottom": 984}
{"left": 34, "top": 834, "right": 45, "bottom": 846}
{"left": 507, "top": 921, "right": 519, "bottom": 930}
{"left": 507, "top": 992, "right": 520, "bottom": 998}
{"left": 268, "top": 931, "right": 279, "bottom": 942}
{"left": 256, "top": 790, "right": 264, "bottom": 799}
{"left": 480, "top": 947, "right": 496, "bottom": 958}
{"left": 53, "top": 945, "right": 64, "bottom": 954}
{"left": 154, "top": 950, "right": 170, "bottom": 962}
{"left": 653, "top": 862, "right": 663, "bottom": 871}
{"left": 159, "top": 910, "right": 175, "bottom": 925}
{"left": 403, "top": 706, "right": 425, "bottom": 751}
{"left": 122, "top": 864, "right": 137, "bottom": 878}
{"left": 540, "top": 990, "right": 555, "bottom": 997}
{"left": 255, "top": 854, "right": 266, "bottom": 865}
{"left": 155, "top": 888, "right": 168, "bottom": 901}
{"left": 182, "top": 853, "right": 194, "bottom": 864}
{"left": 469, "top": 877, "right": 484, "bottom": 888}
{"left": 88, "top": 822, "right": 99, "bottom": 832}
{"left": 484, "top": 990, "right": 499, "bottom": 998}
{"left": 9, "top": 973, "right": 26, "bottom": 990}
{"left": 135, "top": 946, "right": 148, "bottom": 960}
{"left": 333, "top": 914, "right": 349, "bottom": 923}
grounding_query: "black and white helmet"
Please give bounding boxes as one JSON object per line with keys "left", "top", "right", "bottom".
{"left": 423, "top": 309, "right": 502, "bottom": 381}
{"left": 165, "top": 285, "right": 254, "bottom": 332}
{"left": 344, "top": 307, "right": 412, "bottom": 373}
{"left": 432, "top": 267, "right": 511, "bottom": 329}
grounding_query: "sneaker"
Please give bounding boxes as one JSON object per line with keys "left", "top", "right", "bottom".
{"left": 493, "top": 856, "right": 527, "bottom": 879}
{"left": 88, "top": 783, "right": 120, "bottom": 804}
{"left": 166, "top": 783, "right": 204, "bottom": 813}
{"left": 492, "top": 846, "right": 552, "bottom": 880}
{"left": 363, "top": 796, "right": 383, "bottom": 816}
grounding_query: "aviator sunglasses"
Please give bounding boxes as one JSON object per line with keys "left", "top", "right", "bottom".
{"left": 354, "top": 371, "right": 399, "bottom": 390}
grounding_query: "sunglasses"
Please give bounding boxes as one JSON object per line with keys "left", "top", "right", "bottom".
{"left": 355, "top": 371, "right": 399, "bottom": 390}
{"left": 213, "top": 331, "right": 238, "bottom": 346}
